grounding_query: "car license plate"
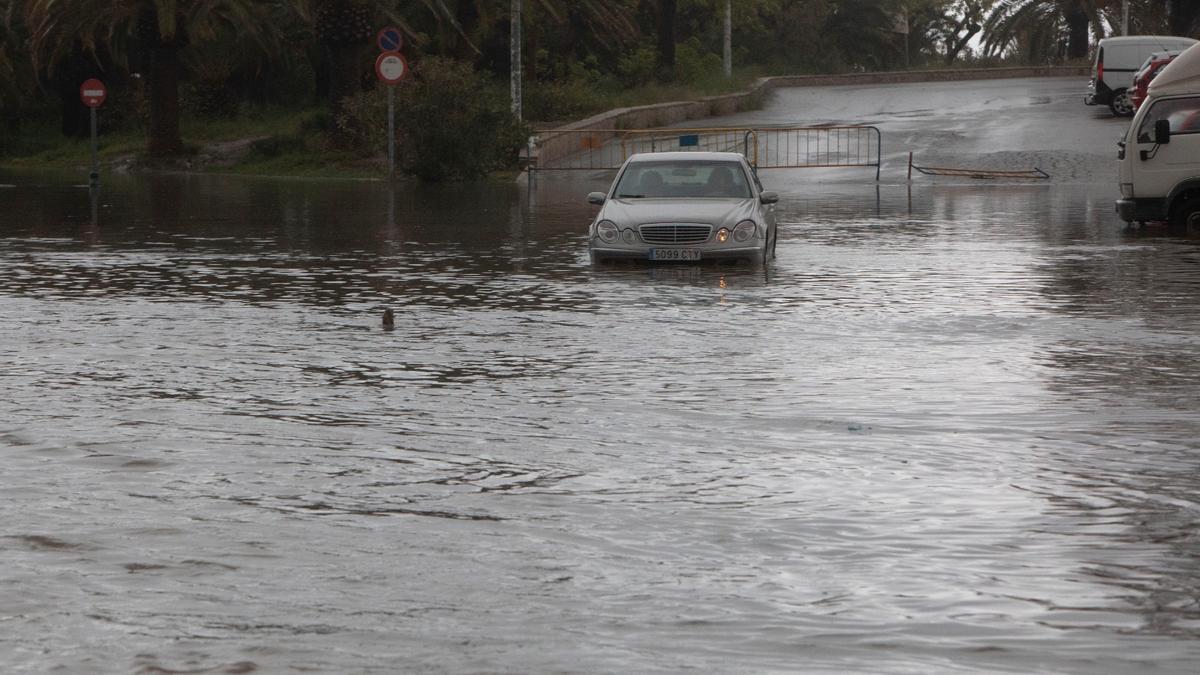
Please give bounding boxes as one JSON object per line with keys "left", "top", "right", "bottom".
{"left": 649, "top": 248, "right": 701, "bottom": 261}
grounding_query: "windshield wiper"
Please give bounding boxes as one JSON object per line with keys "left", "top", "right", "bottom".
{"left": 617, "top": 194, "right": 644, "bottom": 198}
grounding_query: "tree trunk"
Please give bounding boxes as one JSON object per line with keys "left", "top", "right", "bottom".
{"left": 326, "top": 44, "right": 362, "bottom": 107}
{"left": 655, "top": 0, "right": 676, "bottom": 81}
{"left": 1064, "top": 3, "right": 1089, "bottom": 60}
{"left": 1168, "top": 0, "right": 1200, "bottom": 35}
{"left": 944, "top": 24, "right": 980, "bottom": 65}
{"left": 148, "top": 44, "right": 183, "bottom": 155}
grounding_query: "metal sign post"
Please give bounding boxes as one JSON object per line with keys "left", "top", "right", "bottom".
{"left": 388, "top": 86, "right": 395, "bottom": 177}
{"left": 375, "top": 52, "right": 408, "bottom": 176}
{"left": 90, "top": 107, "right": 98, "bottom": 186}
{"left": 374, "top": 32, "right": 409, "bottom": 178}
{"left": 79, "top": 78, "right": 107, "bottom": 187}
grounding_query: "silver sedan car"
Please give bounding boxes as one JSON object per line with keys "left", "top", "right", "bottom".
{"left": 587, "top": 151, "right": 779, "bottom": 264}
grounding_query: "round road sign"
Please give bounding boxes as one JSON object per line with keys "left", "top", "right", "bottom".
{"left": 375, "top": 52, "right": 409, "bottom": 84}
{"left": 80, "top": 78, "right": 107, "bottom": 108}
{"left": 376, "top": 27, "right": 404, "bottom": 52}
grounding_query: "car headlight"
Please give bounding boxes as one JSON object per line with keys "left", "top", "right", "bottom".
{"left": 733, "top": 220, "right": 757, "bottom": 242}
{"left": 716, "top": 228, "right": 730, "bottom": 243}
{"left": 621, "top": 228, "right": 637, "bottom": 244}
{"left": 596, "top": 220, "right": 619, "bottom": 244}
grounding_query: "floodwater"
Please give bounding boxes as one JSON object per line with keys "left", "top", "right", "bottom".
{"left": 4, "top": 79, "right": 1200, "bottom": 674}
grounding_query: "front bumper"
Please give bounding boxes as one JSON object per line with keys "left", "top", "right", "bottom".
{"left": 1085, "top": 80, "right": 1113, "bottom": 106}
{"left": 1115, "top": 198, "right": 1166, "bottom": 223}
{"left": 591, "top": 245, "right": 765, "bottom": 264}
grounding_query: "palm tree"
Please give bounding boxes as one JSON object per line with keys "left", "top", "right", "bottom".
{"left": 655, "top": 0, "right": 676, "bottom": 80}
{"left": 982, "top": 0, "right": 1103, "bottom": 62}
{"left": 1165, "top": 0, "right": 1200, "bottom": 35}
{"left": 0, "top": 4, "right": 18, "bottom": 107}
{"left": 313, "top": 0, "right": 374, "bottom": 106}
{"left": 25, "top": 0, "right": 285, "bottom": 155}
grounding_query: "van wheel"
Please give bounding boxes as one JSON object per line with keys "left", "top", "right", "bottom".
{"left": 1169, "top": 194, "right": 1200, "bottom": 233}
{"left": 1109, "top": 89, "right": 1134, "bottom": 117}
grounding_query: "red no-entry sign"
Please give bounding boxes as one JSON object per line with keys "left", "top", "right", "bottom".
{"left": 80, "top": 78, "right": 107, "bottom": 108}
{"left": 375, "top": 52, "right": 409, "bottom": 85}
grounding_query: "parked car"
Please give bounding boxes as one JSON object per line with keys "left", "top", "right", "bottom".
{"left": 1085, "top": 35, "right": 1197, "bottom": 116}
{"left": 587, "top": 152, "right": 778, "bottom": 264}
{"left": 1131, "top": 50, "right": 1184, "bottom": 111}
{"left": 1116, "top": 42, "right": 1200, "bottom": 231}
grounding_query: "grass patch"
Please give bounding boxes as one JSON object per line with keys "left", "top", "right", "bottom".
{"left": 0, "top": 107, "right": 390, "bottom": 179}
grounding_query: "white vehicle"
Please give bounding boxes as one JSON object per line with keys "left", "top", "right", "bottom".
{"left": 1115, "top": 42, "right": 1200, "bottom": 230}
{"left": 587, "top": 152, "right": 779, "bottom": 264}
{"left": 1085, "top": 35, "right": 1197, "bottom": 116}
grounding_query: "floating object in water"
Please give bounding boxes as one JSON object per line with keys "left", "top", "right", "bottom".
{"left": 382, "top": 308, "right": 395, "bottom": 329}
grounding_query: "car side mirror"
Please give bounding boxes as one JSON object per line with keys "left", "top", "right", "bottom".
{"left": 587, "top": 192, "right": 606, "bottom": 205}
{"left": 1155, "top": 119, "right": 1171, "bottom": 144}
{"left": 759, "top": 191, "right": 779, "bottom": 205}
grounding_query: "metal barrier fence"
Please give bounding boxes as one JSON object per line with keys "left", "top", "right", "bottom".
{"left": 530, "top": 125, "right": 882, "bottom": 180}
{"left": 752, "top": 126, "right": 881, "bottom": 180}
{"left": 528, "top": 128, "right": 756, "bottom": 171}
{"left": 620, "top": 128, "right": 758, "bottom": 165}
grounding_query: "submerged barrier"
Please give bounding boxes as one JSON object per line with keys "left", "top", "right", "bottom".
{"left": 907, "top": 152, "right": 1050, "bottom": 180}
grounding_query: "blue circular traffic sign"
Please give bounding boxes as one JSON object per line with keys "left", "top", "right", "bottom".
{"left": 377, "top": 27, "right": 404, "bottom": 53}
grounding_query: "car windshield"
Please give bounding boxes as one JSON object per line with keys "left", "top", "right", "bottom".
{"left": 614, "top": 160, "right": 752, "bottom": 199}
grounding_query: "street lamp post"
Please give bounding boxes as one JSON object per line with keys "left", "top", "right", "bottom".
{"left": 511, "top": 0, "right": 522, "bottom": 121}
{"left": 723, "top": 0, "right": 732, "bottom": 78}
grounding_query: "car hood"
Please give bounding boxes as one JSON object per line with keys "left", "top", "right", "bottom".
{"left": 601, "top": 198, "right": 761, "bottom": 228}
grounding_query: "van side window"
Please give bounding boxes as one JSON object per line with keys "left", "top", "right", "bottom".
{"left": 1137, "top": 97, "right": 1200, "bottom": 142}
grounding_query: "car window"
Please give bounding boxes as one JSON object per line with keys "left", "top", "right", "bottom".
{"left": 1137, "top": 97, "right": 1200, "bottom": 142}
{"left": 615, "top": 161, "right": 752, "bottom": 199}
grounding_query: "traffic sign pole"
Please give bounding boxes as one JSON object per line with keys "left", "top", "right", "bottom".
{"left": 79, "top": 78, "right": 107, "bottom": 187}
{"left": 90, "top": 107, "right": 98, "bottom": 187}
{"left": 388, "top": 86, "right": 395, "bottom": 177}
{"left": 374, "top": 51, "right": 409, "bottom": 179}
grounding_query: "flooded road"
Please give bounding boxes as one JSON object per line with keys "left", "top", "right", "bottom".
{"left": 4, "top": 79, "right": 1200, "bottom": 674}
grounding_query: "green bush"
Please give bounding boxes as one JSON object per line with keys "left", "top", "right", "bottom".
{"left": 333, "top": 88, "right": 387, "bottom": 152}
{"left": 333, "top": 58, "right": 528, "bottom": 180}
{"left": 675, "top": 38, "right": 724, "bottom": 86}
{"left": 389, "top": 57, "right": 528, "bottom": 181}
{"left": 617, "top": 46, "right": 658, "bottom": 87}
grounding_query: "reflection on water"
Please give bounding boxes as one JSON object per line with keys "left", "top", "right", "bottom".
{"left": 2, "top": 169, "right": 1200, "bottom": 673}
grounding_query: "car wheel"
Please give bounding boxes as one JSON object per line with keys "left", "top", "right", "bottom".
{"left": 1109, "top": 89, "right": 1134, "bottom": 117}
{"left": 1169, "top": 193, "right": 1200, "bottom": 234}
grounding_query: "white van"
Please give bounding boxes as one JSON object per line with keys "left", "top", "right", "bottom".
{"left": 1115, "top": 42, "right": 1200, "bottom": 230}
{"left": 1086, "top": 35, "right": 1197, "bottom": 116}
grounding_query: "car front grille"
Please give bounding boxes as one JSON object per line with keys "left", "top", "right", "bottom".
{"left": 639, "top": 224, "right": 712, "bottom": 245}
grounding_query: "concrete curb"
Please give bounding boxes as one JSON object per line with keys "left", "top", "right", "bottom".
{"left": 538, "top": 66, "right": 1090, "bottom": 135}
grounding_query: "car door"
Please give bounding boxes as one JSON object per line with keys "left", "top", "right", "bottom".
{"left": 747, "top": 161, "right": 777, "bottom": 255}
